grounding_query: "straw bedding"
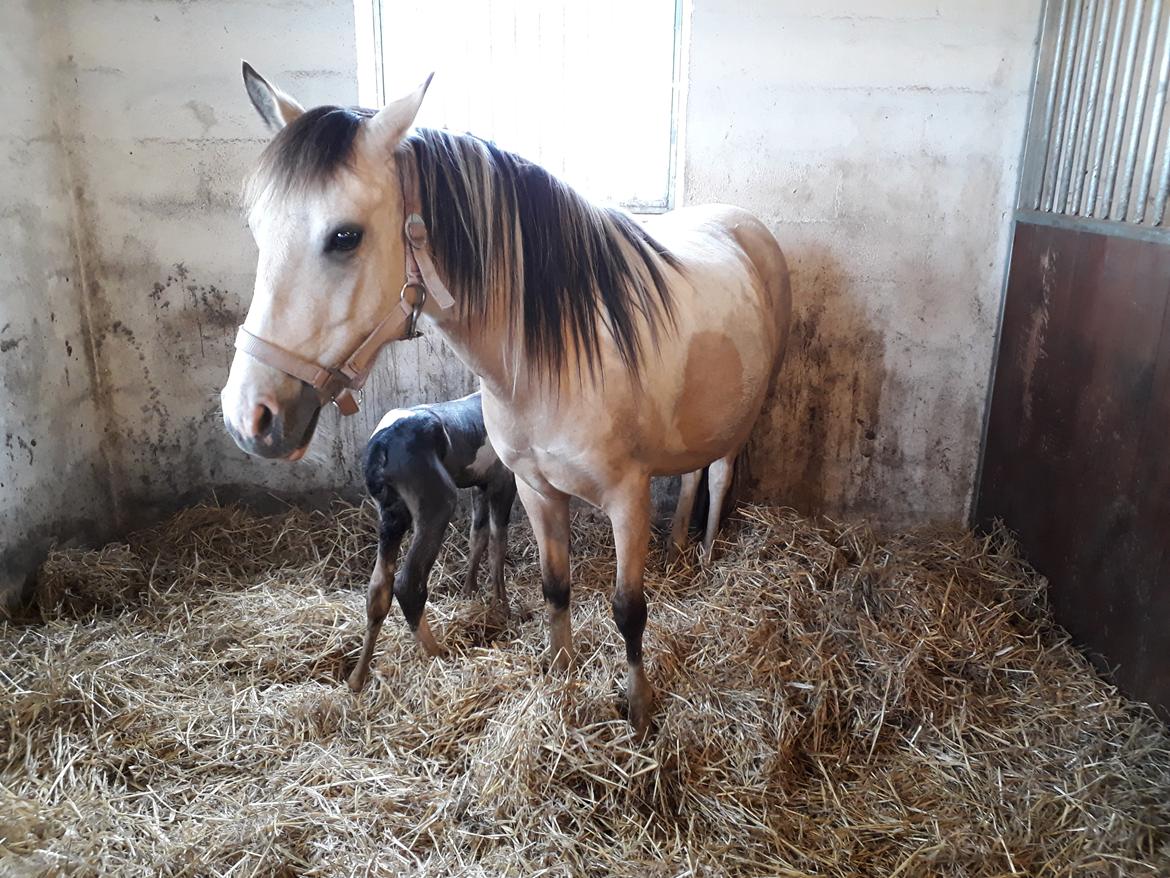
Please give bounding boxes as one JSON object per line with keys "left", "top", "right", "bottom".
{"left": 3, "top": 501, "right": 1169, "bottom": 877}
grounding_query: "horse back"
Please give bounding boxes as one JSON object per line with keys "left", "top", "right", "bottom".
{"left": 636, "top": 205, "right": 792, "bottom": 463}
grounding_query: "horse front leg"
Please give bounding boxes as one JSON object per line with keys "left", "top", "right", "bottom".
{"left": 515, "top": 479, "right": 572, "bottom": 671}
{"left": 606, "top": 475, "right": 655, "bottom": 736}
{"left": 349, "top": 500, "right": 410, "bottom": 692}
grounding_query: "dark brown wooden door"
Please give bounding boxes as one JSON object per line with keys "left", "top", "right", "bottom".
{"left": 977, "top": 218, "right": 1170, "bottom": 717}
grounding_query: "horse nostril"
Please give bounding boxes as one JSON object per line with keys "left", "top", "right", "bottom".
{"left": 251, "top": 403, "right": 275, "bottom": 438}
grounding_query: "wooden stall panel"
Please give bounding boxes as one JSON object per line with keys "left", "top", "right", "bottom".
{"left": 978, "top": 219, "right": 1170, "bottom": 717}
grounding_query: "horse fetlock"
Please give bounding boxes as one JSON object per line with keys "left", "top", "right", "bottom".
{"left": 348, "top": 619, "right": 384, "bottom": 693}
{"left": 699, "top": 539, "right": 717, "bottom": 568}
{"left": 611, "top": 589, "right": 647, "bottom": 665}
{"left": 347, "top": 663, "right": 370, "bottom": 693}
{"left": 548, "top": 607, "right": 573, "bottom": 672}
{"left": 492, "top": 580, "right": 510, "bottom": 616}
{"left": 627, "top": 662, "right": 655, "bottom": 737}
{"left": 414, "top": 612, "right": 446, "bottom": 658}
{"left": 462, "top": 570, "right": 479, "bottom": 596}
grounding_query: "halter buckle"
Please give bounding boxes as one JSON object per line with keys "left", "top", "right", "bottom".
{"left": 405, "top": 212, "right": 429, "bottom": 247}
{"left": 400, "top": 281, "right": 428, "bottom": 338}
{"left": 331, "top": 387, "right": 362, "bottom": 415}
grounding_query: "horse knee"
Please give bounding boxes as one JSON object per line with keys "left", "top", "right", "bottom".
{"left": 366, "top": 578, "right": 392, "bottom": 622}
{"left": 611, "top": 589, "right": 647, "bottom": 663}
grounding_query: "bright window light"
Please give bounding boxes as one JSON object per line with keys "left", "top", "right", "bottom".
{"left": 367, "top": 0, "right": 684, "bottom": 212}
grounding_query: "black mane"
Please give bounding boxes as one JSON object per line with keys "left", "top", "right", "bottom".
{"left": 245, "top": 107, "right": 680, "bottom": 378}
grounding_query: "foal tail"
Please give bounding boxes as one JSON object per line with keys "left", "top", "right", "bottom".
{"left": 362, "top": 410, "right": 451, "bottom": 504}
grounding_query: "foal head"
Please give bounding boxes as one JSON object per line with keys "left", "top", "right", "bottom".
{"left": 220, "top": 63, "right": 431, "bottom": 459}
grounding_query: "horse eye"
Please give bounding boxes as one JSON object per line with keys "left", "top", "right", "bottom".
{"left": 327, "top": 227, "right": 363, "bottom": 253}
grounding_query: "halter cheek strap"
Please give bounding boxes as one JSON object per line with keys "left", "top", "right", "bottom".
{"left": 233, "top": 154, "right": 455, "bottom": 416}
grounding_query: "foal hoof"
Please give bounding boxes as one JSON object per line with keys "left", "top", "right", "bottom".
{"left": 627, "top": 697, "right": 654, "bottom": 740}
{"left": 416, "top": 638, "right": 448, "bottom": 659}
{"left": 347, "top": 668, "right": 369, "bottom": 693}
{"left": 549, "top": 647, "right": 573, "bottom": 674}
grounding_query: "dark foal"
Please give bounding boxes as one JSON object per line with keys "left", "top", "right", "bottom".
{"left": 348, "top": 391, "right": 517, "bottom": 692}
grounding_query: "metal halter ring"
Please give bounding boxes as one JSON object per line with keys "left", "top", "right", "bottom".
{"left": 400, "top": 282, "right": 428, "bottom": 338}
{"left": 330, "top": 387, "right": 362, "bottom": 411}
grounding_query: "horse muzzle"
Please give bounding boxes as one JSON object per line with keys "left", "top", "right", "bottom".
{"left": 222, "top": 381, "right": 322, "bottom": 460}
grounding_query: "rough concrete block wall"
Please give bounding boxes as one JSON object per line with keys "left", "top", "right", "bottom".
{"left": 0, "top": 1, "right": 117, "bottom": 608}
{"left": 56, "top": 0, "right": 476, "bottom": 514}
{"left": 0, "top": 0, "right": 476, "bottom": 607}
{"left": 684, "top": 0, "right": 1042, "bottom": 526}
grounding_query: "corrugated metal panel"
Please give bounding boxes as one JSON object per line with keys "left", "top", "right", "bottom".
{"left": 1022, "top": 0, "right": 1170, "bottom": 227}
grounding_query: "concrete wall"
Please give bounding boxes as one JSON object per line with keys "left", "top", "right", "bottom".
{"left": 58, "top": 0, "right": 474, "bottom": 515}
{"left": 684, "top": 0, "right": 1042, "bottom": 526}
{"left": 0, "top": 0, "right": 476, "bottom": 609}
{"left": 0, "top": 1, "right": 117, "bottom": 608}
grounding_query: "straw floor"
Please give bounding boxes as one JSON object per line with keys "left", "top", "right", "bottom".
{"left": 3, "top": 501, "right": 1169, "bottom": 877}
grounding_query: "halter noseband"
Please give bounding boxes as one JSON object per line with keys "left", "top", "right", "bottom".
{"left": 233, "top": 154, "right": 454, "bottom": 416}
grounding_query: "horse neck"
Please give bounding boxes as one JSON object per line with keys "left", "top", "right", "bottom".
{"left": 405, "top": 146, "right": 563, "bottom": 405}
{"left": 426, "top": 293, "right": 532, "bottom": 403}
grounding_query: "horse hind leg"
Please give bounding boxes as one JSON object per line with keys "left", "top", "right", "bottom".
{"left": 349, "top": 499, "right": 410, "bottom": 692}
{"left": 667, "top": 470, "right": 702, "bottom": 565}
{"left": 702, "top": 450, "right": 739, "bottom": 563}
{"left": 463, "top": 489, "right": 490, "bottom": 596}
{"left": 487, "top": 476, "right": 517, "bottom": 615}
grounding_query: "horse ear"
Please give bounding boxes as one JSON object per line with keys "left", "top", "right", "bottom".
{"left": 364, "top": 73, "right": 434, "bottom": 153}
{"left": 242, "top": 61, "right": 305, "bottom": 133}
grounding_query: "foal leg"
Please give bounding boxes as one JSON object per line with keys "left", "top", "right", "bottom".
{"left": 607, "top": 475, "right": 655, "bottom": 736}
{"left": 396, "top": 475, "right": 458, "bottom": 657}
{"left": 349, "top": 500, "right": 410, "bottom": 692}
{"left": 463, "top": 489, "right": 490, "bottom": 595}
{"left": 667, "top": 470, "right": 703, "bottom": 565}
{"left": 702, "top": 450, "right": 739, "bottom": 562}
{"left": 487, "top": 477, "right": 518, "bottom": 614}
{"left": 516, "top": 479, "right": 572, "bottom": 670}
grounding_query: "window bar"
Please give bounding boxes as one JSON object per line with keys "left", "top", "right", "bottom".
{"left": 1032, "top": 0, "right": 1074, "bottom": 210}
{"left": 1134, "top": 11, "right": 1170, "bottom": 222}
{"left": 1044, "top": 0, "right": 1087, "bottom": 211}
{"left": 1101, "top": 0, "right": 1146, "bottom": 214}
{"left": 1056, "top": 0, "right": 1101, "bottom": 212}
{"left": 1116, "top": 0, "right": 1163, "bottom": 220}
{"left": 1085, "top": 0, "right": 1130, "bottom": 216}
{"left": 1070, "top": 0, "right": 1115, "bottom": 213}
